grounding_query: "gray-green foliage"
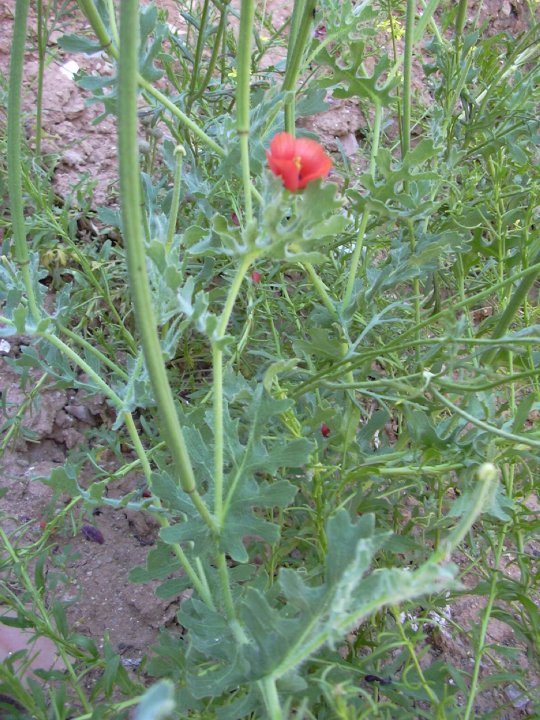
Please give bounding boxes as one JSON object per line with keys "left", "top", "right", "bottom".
{"left": 0, "top": 0, "right": 539, "bottom": 718}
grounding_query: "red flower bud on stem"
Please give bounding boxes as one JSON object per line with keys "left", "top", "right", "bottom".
{"left": 251, "top": 271, "right": 261, "bottom": 284}
{"left": 267, "top": 132, "right": 332, "bottom": 192}
{"left": 321, "top": 423, "right": 331, "bottom": 438}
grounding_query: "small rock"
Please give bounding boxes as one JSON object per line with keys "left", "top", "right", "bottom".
{"left": 64, "top": 95, "right": 85, "bottom": 120}
{"left": 505, "top": 685, "right": 530, "bottom": 710}
{"left": 64, "top": 403, "right": 93, "bottom": 423}
{"left": 62, "top": 149, "right": 84, "bottom": 167}
{"left": 340, "top": 132, "right": 359, "bottom": 157}
{"left": 0, "top": 339, "right": 11, "bottom": 354}
{"left": 54, "top": 410, "right": 74, "bottom": 428}
{"left": 501, "top": 1, "right": 511, "bottom": 16}
{"left": 62, "top": 428, "right": 85, "bottom": 449}
{"left": 59, "top": 59, "right": 79, "bottom": 79}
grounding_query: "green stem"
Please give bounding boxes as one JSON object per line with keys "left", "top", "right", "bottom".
{"left": 483, "top": 248, "right": 540, "bottom": 365}
{"left": 282, "top": 0, "right": 316, "bottom": 134}
{"left": 236, "top": 0, "right": 255, "bottom": 223}
{"left": 123, "top": 412, "right": 152, "bottom": 480}
{"left": 0, "top": 529, "right": 92, "bottom": 713}
{"left": 401, "top": 0, "right": 415, "bottom": 159}
{"left": 302, "top": 262, "right": 336, "bottom": 316}
{"left": 402, "top": 3, "right": 421, "bottom": 359}
{"left": 77, "top": 0, "right": 224, "bottom": 156}
{"left": 454, "top": 0, "right": 468, "bottom": 56}
{"left": 259, "top": 676, "right": 284, "bottom": 720}
{"left": 35, "top": 0, "right": 46, "bottom": 158}
{"left": 415, "top": 0, "right": 443, "bottom": 43}
{"left": 217, "top": 552, "right": 236, "bottom": 620}
{"left": 462, "top": 569, "right": 498, "bottom": 720}
{"left": 213, "top": 255, "right": 253, "bottom": 523}
{"left": 105, "top": 0, "right": 120, "bottom": 46}
{"left": 41, "top": 331, "right": 123, "bottom": 405}
{"left": 117, "top": 0, "right": 217, "bottom": 534}
{"left": 166, "top": 144, "right": 186, "bottom": 251}
{"left": 7, "top": 0, "right": 40, "bottom": 322}
{"left": 187, "top": 0, "right": 210, "bottom": 108}
{"left": 193, "top": 1, "right": 228, "bottom": 100}
{"left": 57, "top": 323, "right": 130, "bottom": 381}
{"left": 392, "top": 606, "right": 440, "bottom": 705}
{"left": 342, "top": 101, "right": 382, "bottom": 311}
{"left": 429, "top": 384, "right": 540, "bottom": 451}
{"left": 439, "top": 462, "right": 498, "bottom": 560}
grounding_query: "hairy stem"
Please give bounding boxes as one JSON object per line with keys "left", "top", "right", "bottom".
{"left": 117, "top": 0, "right": 217, "bottom": 533}
{"left": 7, "top": 0, "right": 40, "bottom": 322}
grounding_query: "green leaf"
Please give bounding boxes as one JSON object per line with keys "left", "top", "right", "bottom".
{"left": 263, "top": 359, "right": 300, "bottom": 393}
{"left": 260, "top": 180, "right": 348, "bottom": 263}
{"left": 38, "top": 465, "right": 79, "bottom": 496}
{"left": 237, "top": 510, "right": 456, "bottom": 680}
{"left": 57, "top": 33, "right": 102, "bottom": 53}
{"left": 296, "top": 87, "right": 329, "bottom": 117}
{"left": 133, "top": 680, "right": 175, "bottom": 720}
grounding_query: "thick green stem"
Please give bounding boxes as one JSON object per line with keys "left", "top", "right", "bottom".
{"left": 236, "top": 0, "right": 255, "bottom": 222}
{"left": 259, "top": 676, "right": 284, "bottom": 720}
{"left": 454, "top": 0, "right": 468, "bottom": 56}
{"left": 117, "top": 0, "right": 217, "bottom": 534}
{"left": 402, "top": 3, "right": 421, "bottom": 358}
{"left": 35, "top": 0, "right": 46, "bottom": 158}
{"left": 7, "top": 0, "right": 40, "bottom": 322}
{"left": 212, "top": 255, "right": 253, "bottom": 622}
{"left": 401, "top": 0, "right": 415, "bottom": 159}
{"left": 415, "top": 0, "right": 443, "bottom": 43}
{"left": 282, "top": 0, "right": 316, "bottom": 134}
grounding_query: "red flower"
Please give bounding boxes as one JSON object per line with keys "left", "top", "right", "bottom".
{"left": 321, "top": 423, "right": 331, "bottom": 438}
{"left": 267, "top": 132, "right": 332, "bottom": 192}
{"left": 251, "top": 271, "right": 261, "bottom": 284}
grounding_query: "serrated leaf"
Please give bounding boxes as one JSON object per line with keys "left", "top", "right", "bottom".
{"left": 129, "top": 542, "right": 181, "bottom": 584}
{"left": 296, "top": 87, "right": 329, "bottom": 117}
{"left": 38, "top": 465, "right": 79, "bottom": 496}
{"left": 236, "top": 510, "right": 456, "bottom": 681}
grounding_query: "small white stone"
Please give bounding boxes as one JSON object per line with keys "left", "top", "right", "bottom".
{"left": 59, "top": 60, "right": 80, "bottom": 80}
{"left": 0, "top": 339, "right": 11, "bottom": 354}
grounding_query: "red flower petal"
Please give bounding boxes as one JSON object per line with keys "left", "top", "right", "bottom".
{"left": 266, "top": 152, "right": 301, "bottom": 191}
{"left": 295, "top": 138, "right": 332, "bottom": 188}
{"left": 269, "top": 132, "right": 297, "bottom": 160}
{"left": 267, "top": 132, "right": 331, "bottom": 192}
